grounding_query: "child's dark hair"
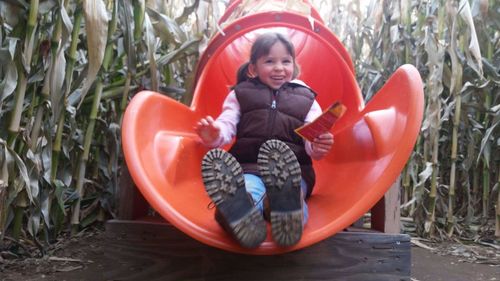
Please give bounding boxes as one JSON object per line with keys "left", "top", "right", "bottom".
{"left": 235, "top": 32, "right": 300, "bottom": 85}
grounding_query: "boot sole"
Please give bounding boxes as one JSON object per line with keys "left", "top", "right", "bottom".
{"left": 201, "top": 149, "right": 266, "bottom": 248}
{"left": 258, "top": 140, "right": 303, "bottom": 247}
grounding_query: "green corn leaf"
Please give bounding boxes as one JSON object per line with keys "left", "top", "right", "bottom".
{"left": 146, "top": 7, "right": 186, "bottom": 45}
{"left": 156, "top": 38, "right": 201, "bottom": 67}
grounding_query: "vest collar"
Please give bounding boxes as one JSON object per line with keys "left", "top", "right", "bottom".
{"left": 248, "top": 78, "right": 311, "bottom": 91}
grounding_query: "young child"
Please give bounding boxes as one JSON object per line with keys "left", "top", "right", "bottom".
{"left": 195, "top": 32, "right": 334, "bottom": 248}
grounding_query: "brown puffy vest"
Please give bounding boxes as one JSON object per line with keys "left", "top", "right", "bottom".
{"left": 228, "top": 79, "right": 316, "bottom": 196}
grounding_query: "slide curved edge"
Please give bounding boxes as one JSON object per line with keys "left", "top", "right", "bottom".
{"left": 121, "top": 91, "right": 207, "bottom": 236}
{"left": 353, "top": 64, "right": 424, "bottom": 224}
{"left": 194, "top": 11, "right": 355, "bottom": 89}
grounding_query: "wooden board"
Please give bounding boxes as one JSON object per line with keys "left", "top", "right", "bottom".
{"left": 117, "top": 164, "right": 149, "bottom": 220}
{"left": 371, "top": 177, "right": 401, "bottom": 233}
{"left": 104, "top": 218, "right": 411, "bottom": 281}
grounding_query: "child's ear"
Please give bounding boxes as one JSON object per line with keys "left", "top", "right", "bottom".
{"left": 247, "top": 64, "right": 257, "bottom": 78}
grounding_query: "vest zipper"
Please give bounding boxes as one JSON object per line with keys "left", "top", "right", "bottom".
{"left": 268, "top": 89, "right": 279, "bottom": 137}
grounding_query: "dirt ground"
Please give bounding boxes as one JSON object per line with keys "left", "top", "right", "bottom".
{"left": 1, "top": 226, "right": 499, "bottom": 281}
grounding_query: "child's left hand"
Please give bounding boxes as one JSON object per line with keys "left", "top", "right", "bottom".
{"left": 311, "top": 132, "right": 334, "bottom": 159}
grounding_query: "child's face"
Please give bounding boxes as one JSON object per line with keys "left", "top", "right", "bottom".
{"left": 249, "top": 42, "right": 294, "bottom": 90}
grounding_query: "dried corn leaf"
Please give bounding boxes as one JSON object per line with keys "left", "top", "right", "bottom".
{"left": 22, "top": 24, "right": 37, "bottom": 73}
{"left": 477, "top": 114, "right": 500, "bottom": 167}
{"left": 119, "top": 0, "right": 136, "bottom": 75}
{"left": 458, "top": 0, "right": 483, "bottom": 76}
{"left": 25, "top": 149, "right": 39, "bottom": 200}
{"left": 370, "top": 0, "right": 384, "bottom": 35}
{"left": 59, "top": 5, "right": 74, "bottom": 49}
{"left": 448, "top": 7, "right": 463, "bottom": 96}
{"left": 224, "top": 0, "right": 311, "bottom": 26}
{"left": 0, "top": 2, "right": 23, "bottom": 26}
{"left": 80, "top": 0, "right": 108, "bottom": 107}
{"left": 195, "top": 1, "right": 210, "bottom": 54}
{"left": 0, "top": 178, "right": 6, "bottom": 239}
{"left": 175, "top": 0, "right": 199, "bottom": 25}
{"left": 144, "top": 14, "right": 159, "bottom": 91}
{"left": 27, "top": 209, "right": 40, "bottom": 236}
{"left": 0, "top": 47, "right": 18, "bottom": 104}
{"left": 45, "top": 5, "right": 72, "bottom": 121}
{"left": 0, "top": 139, "right": 32, "bottom": 203}
{"left": 195, "top": 0, "right": 209, "bottom": 34}
{"left": 418, "top": 162, "right": 434, "bottom": 186}
{"left": 210, "top": 0, "right": 224, "bottom": 36}
{"left": 50, "top": 50, "right": 66, "bottom": 121}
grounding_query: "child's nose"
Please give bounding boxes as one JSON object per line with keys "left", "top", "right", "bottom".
{"left": 273, "top": 63, "right": 284, "bottom": 71}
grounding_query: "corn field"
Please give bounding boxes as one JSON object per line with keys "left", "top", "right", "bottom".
{"left": 0, "top": 0, "right": 498, "bottom": 254}
{"left": 317, "top": 0, "right": 500, "bottom": 240}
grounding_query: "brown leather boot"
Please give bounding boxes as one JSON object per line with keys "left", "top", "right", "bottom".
{"left": 202, "top": 148, "right": 267, "bottom": 248}
{"left": 258, "top": 139, "right": 303, "bottom": 247}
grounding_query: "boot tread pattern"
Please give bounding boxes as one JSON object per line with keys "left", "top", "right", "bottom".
{"left": 202, "top": 148, "right": 266, "bottom": 248}
{"left": 258, "top": 140, "right": 303, "bottom": 247}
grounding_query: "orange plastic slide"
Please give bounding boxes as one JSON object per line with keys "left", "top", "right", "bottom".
{"left": 121, "top": 1, "right": 424, "bottom": 255}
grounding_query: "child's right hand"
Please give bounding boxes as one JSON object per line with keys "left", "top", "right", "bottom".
{"left": 309, "top": 132, "right": 334, "bottom": 160}
{"left": 195, "top": 116, "right": 221, "bottom": 144}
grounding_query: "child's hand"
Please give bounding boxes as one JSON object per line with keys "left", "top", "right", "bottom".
{"left": 311, "top": 132, "right": 334, "bottom": 159}
{"left": 195, "top": 116, "right": 221, "bottom": 145}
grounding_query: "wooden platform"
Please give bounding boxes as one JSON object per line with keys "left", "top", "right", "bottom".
{"left": 110, "top": 168, "right": 409, "bottom": 280}
{"left": 104, "top": 218, "right": 411, "bottom": 281}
